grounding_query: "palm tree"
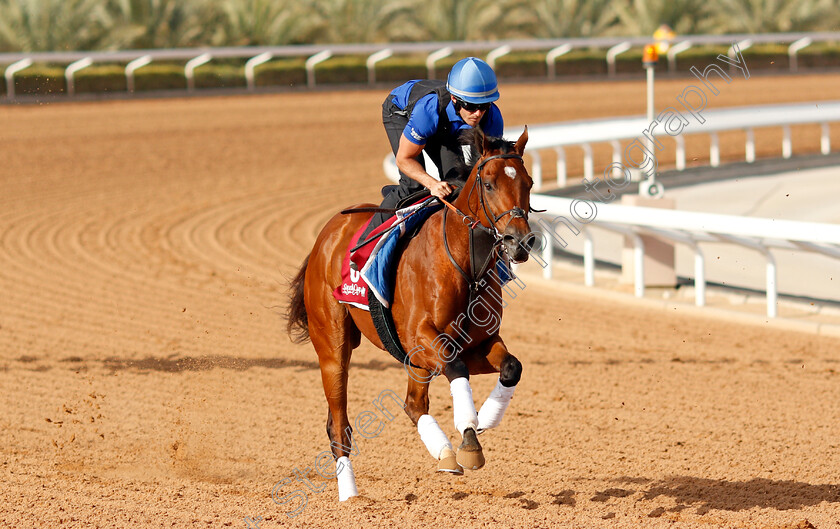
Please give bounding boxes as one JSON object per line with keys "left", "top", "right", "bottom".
{"left": 610, "top": 0, "right": 714, "bottom": 36}
{"left": 407, "top": 0, "right": 532, "bottom": 42}
{"left": 0, "top": 0, "right": 113, "bottom": 51}
{"left": 307, "top": 0, "right": 417, "bottom": 43}
{"left": 524, "top": 0, "right": 618, "bottom": 38}
{"left": 105, "top": 0, "right": 224, "bottom": 49}
{"left": 710, "top": 0, "right": 837, "bottom": 33}
{"left": 218, "top": 0, "right": 322, "bottom": 46}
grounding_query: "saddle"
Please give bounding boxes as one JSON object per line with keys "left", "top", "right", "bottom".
{"left": 333, "top": 193, "right": 441, "bottom": 310}
{"left": 378, "top": 179, "right": 465, "bottom": 237}
{"left": 388, "top": 187, "right": 435, "bottom": 240}
{"left": 334, "top": 178, "right": 499, "bottom": 368}
{"left": 368, "top": 206, "right": 500, "bottom": 370}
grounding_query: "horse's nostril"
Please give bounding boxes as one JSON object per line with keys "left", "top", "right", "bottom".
{"left": 523, "top": 235, "right": 536, "bottom": 251}
{"left": 502, "top": 234, "right": 517, "bottom": 245}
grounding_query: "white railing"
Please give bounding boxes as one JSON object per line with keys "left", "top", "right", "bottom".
{"left": 2, "top": 31, "right": 839, "bottom": 99}
{"left": 384, "top": 101, "right": 840, "bottom": 190}
{"left": 528, "top": 195, "right": 840, "bottom": 317}
{"left": 504, "top": 101, "right": 840, "bottom": 189}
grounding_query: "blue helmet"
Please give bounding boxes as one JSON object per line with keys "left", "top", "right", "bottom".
{"left": 446, "top": 57, "right": 500, "bottom": 104}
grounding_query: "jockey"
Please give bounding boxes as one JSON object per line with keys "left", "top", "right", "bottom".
{"left": 363, "top": 57, "right": 505, "bottom": 239}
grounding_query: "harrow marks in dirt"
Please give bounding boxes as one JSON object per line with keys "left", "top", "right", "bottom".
{"left": 2, "top": 78, "right": 840, "bottom": 528}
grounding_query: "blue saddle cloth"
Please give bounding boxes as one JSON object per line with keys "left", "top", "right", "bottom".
{"left": 360, "top": 198, "right": 441, "bottom": 308}
{"left": 358, "top": 199, "right": 514, "bottom": 308}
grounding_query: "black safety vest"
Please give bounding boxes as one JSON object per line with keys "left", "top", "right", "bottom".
{"left": 403, "top": 79, "right": 451, "bottom": 124}
{"left": 401, "top": 80, "right": 488, "bottom": 182}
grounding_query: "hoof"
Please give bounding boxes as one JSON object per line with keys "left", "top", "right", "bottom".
{"left": 438, "top": 447, "right": 463, "bottom": 475}
{"left": 456, "top": 428, "right": 485, "bottom": 470}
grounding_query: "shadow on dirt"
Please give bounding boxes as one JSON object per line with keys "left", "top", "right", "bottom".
{"left": 627, "top": 476, "right": 840, "bottom": 513}
{"left": 101, "top": 355, "right": 400, "bottom": 373}
{"left": 591, "top": 488, "right": 635, "bottom": 502}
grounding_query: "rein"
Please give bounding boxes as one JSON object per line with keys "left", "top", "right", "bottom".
{"left": 438, "top": 153, "right": 528, "bottom": 236}
{"left": 441, "top": 206, "right": 502, "bottom": 300}
{"left": 346, "top": 150, "right": 542, "bottom": 298}
{"left": 440, "top": 152, "right": 530, "bottom": 302}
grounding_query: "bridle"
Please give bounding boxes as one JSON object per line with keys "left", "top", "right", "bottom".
{"left": 438, "top": 152, "right": 538, "bottom": 243}
{"left": 438, "top": 151, "right": 541, "bottom": 300}
{"left": 471, "top": 153, "right": 530, "bottom": 233}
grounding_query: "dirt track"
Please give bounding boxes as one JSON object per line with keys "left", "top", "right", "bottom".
{"left": 3, "top": 73, "right": 840, "bottom": 528}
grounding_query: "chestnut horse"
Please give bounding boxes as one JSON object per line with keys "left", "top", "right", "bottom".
{"left": 286, "top": 128, "right": 535, "bottom": 501}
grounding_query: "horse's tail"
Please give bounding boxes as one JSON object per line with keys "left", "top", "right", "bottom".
{"left": 286, "top": 254, "right": 311, "bottom": 344}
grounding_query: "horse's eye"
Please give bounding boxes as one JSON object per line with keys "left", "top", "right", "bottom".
{"left": 483, "top": 182, "right": 492, "bottom": 191}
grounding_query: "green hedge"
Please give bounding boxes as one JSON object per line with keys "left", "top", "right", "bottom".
{"left": 3, "top": 43, "right": 840, "bottom": 97}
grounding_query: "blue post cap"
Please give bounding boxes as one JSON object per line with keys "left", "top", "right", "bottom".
{"left": 446, "top": 57, "right": 500, "bottom": 104}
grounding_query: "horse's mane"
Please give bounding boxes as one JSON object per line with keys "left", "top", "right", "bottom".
{"left": 456, "top": 128, "right": 518, "bottom": 180}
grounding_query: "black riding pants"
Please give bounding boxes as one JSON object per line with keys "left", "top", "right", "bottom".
{"left": 365, "top": 97, "right": 468, "bottom": 240}
{"left": 361, "top": 98, "right": 430, "bottom": 238}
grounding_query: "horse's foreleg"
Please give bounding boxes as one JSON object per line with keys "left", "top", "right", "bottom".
{"left": 411, "top": 323, "right": 483, "bottom": 470}
{"left": 465, "top": 338, "right": 522, "bottom": 433}
{"left": 477, "top": 354, "right": 520, "bottom": 431}
{"left": 404, "top": 373, "right": 461, "bottom": 474}
{"left": 444, "top": 359, "right": 485, "bottom": 470}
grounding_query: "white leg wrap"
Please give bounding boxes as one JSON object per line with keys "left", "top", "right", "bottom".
{"left": 335, "top": 456, "right": 358, "bottom": 501}
{"left": 477, "top": 379, "right": 516, "bottom": 432}
{"left": 449, "top": 377, "right": 478, "bottom": 435}
{"left": 417, "top": 414, "right": 452, "bottom": 459}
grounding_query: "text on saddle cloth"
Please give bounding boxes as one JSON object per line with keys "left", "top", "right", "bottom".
{"left": 333, "top": 198, "right": 441, "bottom": 310}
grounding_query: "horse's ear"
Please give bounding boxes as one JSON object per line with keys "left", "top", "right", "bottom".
{"left": 473, "top": 125, "right": 489, "bottom": 156}
{"left": 514, "top": 126, "right": 528, "bottom": 156}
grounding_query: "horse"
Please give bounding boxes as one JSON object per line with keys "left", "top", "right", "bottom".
{"left": 286, "top": 127, "right": 536, "bottom": 501}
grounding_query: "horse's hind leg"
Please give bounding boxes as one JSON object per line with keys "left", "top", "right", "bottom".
{"left": 312, "top": 307, "right": 361, "bottom": 501}
{"left": 403, "top": 372, "right": 461, "bottom": 474}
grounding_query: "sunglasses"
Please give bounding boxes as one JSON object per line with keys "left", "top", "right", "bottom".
{"left": 455, "top": 99, "right": 490, "bottom": 112}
